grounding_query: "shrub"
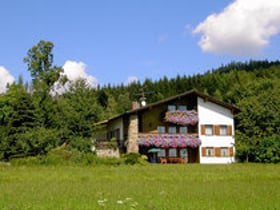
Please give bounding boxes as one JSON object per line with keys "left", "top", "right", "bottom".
{"left": 123, "top": 153, "right": 145, "bottom": 165}
{"left": 255, "top": 136, "right": 280, "bottom": 163}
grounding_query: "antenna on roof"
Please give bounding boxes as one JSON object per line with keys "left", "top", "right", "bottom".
{"left": 136, "top": 87, "right": 153, "bottom": 107}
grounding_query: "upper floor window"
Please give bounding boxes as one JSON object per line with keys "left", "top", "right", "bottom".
{"left": 178, "top": 105, "right": 187, "bottom": 111}
{"left": 168, "top": 126, "right": 177, "bottom": 134}
{"left": 205, "top": 125, "right": 213, "bottom": 135}
{"left": 201, "top": 124, "right": 232, "bottom": 136}
{"left": 219, "top": 125, "right": 228, "bottom": 135}
{"left": 168, "top": 105, "right": 176, "bottom": 111}
{"left": 179, "top": 126, "right": 188, "bottom": 134}
{"left": 157, "top": 126, "right": 165, "bottom": 134}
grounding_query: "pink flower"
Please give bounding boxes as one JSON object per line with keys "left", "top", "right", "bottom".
{"left": 165, "top": 110, "right": 198, "bottom": 125}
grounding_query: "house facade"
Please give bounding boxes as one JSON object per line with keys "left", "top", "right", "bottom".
{"left": 97, "top": 89, "right": 238, "bottom": 164}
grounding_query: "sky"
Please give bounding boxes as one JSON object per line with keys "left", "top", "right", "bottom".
{"left": 1, "top": 0, "right": 280, "bottom": 93}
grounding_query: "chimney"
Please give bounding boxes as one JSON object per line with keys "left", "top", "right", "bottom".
{"left": 132, "top": 101, "right": 140, "bottom": 110}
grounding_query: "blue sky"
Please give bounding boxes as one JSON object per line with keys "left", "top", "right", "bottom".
{"left": 1, "top": 0, "right": 280, "bottom": 92}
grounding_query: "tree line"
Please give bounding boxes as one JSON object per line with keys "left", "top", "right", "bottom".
{"left": 0, "top": 40, "right": 279, "bottom": 162}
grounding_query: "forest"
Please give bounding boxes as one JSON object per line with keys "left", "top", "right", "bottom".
{"left": 0, "top": 40, "right": 279, "bottom": 163}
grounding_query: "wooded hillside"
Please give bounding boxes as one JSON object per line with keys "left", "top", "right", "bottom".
{"left": 0, "top": 41, "right": 279, "bottom": 162}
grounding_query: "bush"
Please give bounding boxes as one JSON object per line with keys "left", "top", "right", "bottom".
{"left": 69, "top": 136, "right": 93, "bottom": 153}
{"left": 255, "top": 136, "right": 280, "bottom": 163}
{"left": 123, "top": 153, "right": 145, "bottom": 165}
{"left": 10, "top": 148, "right": 124, "bottom": 166}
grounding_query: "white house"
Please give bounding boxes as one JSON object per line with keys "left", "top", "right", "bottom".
{"left": 96, "top": 89, "right": 239, "bottom": 164}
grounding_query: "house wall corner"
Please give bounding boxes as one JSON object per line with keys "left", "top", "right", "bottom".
{"left": 127, "top": 114, "right": 139, "bottom": 153}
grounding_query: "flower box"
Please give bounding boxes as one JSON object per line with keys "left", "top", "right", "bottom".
{"left": 138, "top": 133, "right": 201, "bottom": 148}
{"left": 165, "top": 110, "right": 198, "bottom": 125}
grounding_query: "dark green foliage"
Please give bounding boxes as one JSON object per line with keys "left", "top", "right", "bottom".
{"left": 234, "top": 77, "right": 280, "bottom": 162}
{"left": 1, "top": 40, "right": 280, "bottom": 163}
{"left": 10, "top": 149, "right": 124, "bottom": 166}
{"left": 23, "top": 40, "right": 63, "bottom": 88}
{"left": 255, "top": 136, "right": 280, "bottom": 163}
{"left": 123, "top": 153, "right": 142, "bottom": 165}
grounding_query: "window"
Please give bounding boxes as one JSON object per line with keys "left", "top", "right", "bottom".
{"left": 107, "top": 129, "right": 120, "bottom": 140}
{"left": 168, "top": 127, "right": 177, "bottom": 134}
{"left": 169, "top": 148, "right": 177, "bottom": 157}
{"left": 168, "top": 105, "right": 176, "bottom": 111}
{"left": 220, "top": 125, "right": 228, "bottom": 135}
{"left": 221, "top": 147, "right": 229, "bottom": 157}
{"left": 206, "top": 147, "right": 214, "bottom": 157}
{"left": 179, "top": 126, "right": 188, "bottom": 134}
{"left": 178, "top": 105, "right": 187, "bottom": 111}
{"left": 158, "top": 149, "right": 166, "bottom": 157}
{"left": 157, "top": 126, "right": 165, "bottom": 134}
{"left": 180, "top": 149, "right": 188, "bottom": 158}
{"left": 205, "top": 125, "right": 213, "bottom": 135}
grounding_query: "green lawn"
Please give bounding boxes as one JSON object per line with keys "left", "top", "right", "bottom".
{"left": 0, "top": 164, "right": 279, "bottom": 210}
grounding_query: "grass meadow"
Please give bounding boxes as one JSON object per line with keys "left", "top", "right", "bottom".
{"left": 0, "top": 163, "right": 279, "bottom": 210}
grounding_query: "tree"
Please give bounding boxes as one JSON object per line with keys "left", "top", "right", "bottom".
{"left": 235, "top": 78, "right": 280, "bottom": 162}
{"left": 23, "top": 40, "right": 64, "bottom": 90}
{"left": 56, "top": 79, "right": 103, "bottom": 151}
{"left": 255, "top": 136, "right": 280, "bottom": 163}
{"left": 0, "top": 82, "right": 58, "bottom": 160}
{"left": 24, "top": 40, "right": 64, "bottom": 128}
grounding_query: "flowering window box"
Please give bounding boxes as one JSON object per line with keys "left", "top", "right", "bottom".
{"left": 165, "top": 110, "right": 198, "bottom": 125}
{"left": 138, "top": 133, "right": 201, "bottom": 148}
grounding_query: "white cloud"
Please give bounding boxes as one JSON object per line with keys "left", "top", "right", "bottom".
{"left": 53, "top": 61, "right": 98, "bottom": 94}
{"left": 127, "top": 76, "right": 138, "bottom": 85}
{"left": 193, "top": 0, "right": 280, "bottom": 56}
{"left": 62, "top": 61, "right": 97, "bottom": 88}
{"left": 0, "top": 66, "right": 15, "bottom": 93}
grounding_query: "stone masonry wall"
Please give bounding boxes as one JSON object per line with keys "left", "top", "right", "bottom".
{"left": 96, "top": 149, "right": 120, "bottom": 158}
{"left": 127, "top": 114, "right": 139, "bottom": 153}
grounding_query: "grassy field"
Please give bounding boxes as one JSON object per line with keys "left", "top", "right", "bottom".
{"left": 0, "top": 163, "right": 279, "bottom": 210}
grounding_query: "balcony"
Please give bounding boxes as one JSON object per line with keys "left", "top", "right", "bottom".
{"left": 165, "top": 110, "right": 198, "bottom": 125}
{"left": 138, "top": 133, "right": 201, "bottom": 148}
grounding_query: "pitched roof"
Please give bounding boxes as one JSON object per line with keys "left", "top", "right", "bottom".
{"left": 100, "top": 89, "right": 239, "bottom": 124}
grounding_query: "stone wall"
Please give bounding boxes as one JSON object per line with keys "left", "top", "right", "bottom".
{"left": 96, "top": 148, "right": 120, "bottom": 158}
{"left": 127, "top": 114, "right": 139, "bottom": 153}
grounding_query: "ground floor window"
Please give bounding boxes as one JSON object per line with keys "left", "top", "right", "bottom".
{"left": 206, "top": 147, "right": 215, "bottom": 156}
{"left": 168, "top": 148, "right": 177, "bottom": 157}
{"left": 221, "top": 147, "right": 229, "bottom": 157}
{"left": 180, "top": 148, "right": 188, "bottom": 158}
{"left": 158, "top": 149, "right": 166, "bottom": 157}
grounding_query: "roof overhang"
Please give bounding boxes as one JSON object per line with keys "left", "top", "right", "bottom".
{"left": 97, "top": 89, "right": 240, "bottom": 125}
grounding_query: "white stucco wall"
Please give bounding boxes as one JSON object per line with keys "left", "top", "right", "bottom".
{"left": 107, "top": 117, "right": 124, "bottom": 141}
{"left": 197, "top": 97, "right": 235, "bottom": 164}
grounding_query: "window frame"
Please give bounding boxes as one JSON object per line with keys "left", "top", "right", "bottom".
{"left": 178, "top": 105, "right": 187, "bottom": 111}
{"left": 180, "top": 148, "right": 188, "bottom": 158}
{"left": 206, "top": 147, "right": 215, "bottom": 157}
{"left": 220, "top": 147, "right": 229, "bottom": 157}
{"left": 158, "top": 149, "right": 166, "bottom": 157}
{"left": 179, "top": 126, "right": 188, "bottom": 134}
{"left": 168, "top": 148, "right": 177, "bottom": 157}
{"left": 219, "top": 125, "right": 228, "bottom": 136}
{"left": 168, "top": 126, "right": 177, "bottom": 134}
{"left": 157, "top": 126, "right": 166, "bottom": 134}
{"left": 205, "top": 125, "right": 214, "bottom": 135}
{"left": 168, "top": 105, "right": 176, "bottom": 111}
